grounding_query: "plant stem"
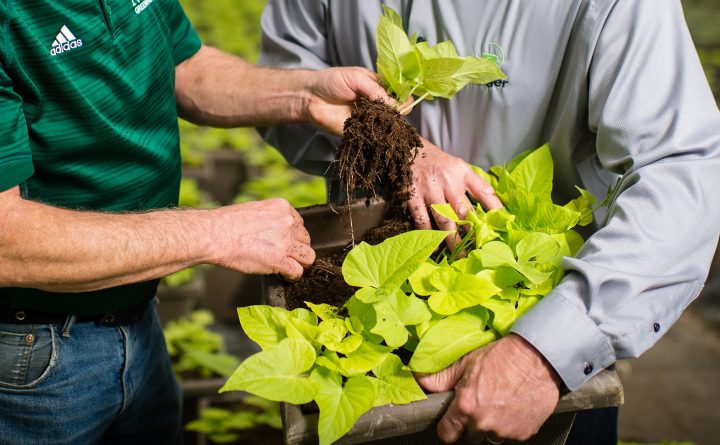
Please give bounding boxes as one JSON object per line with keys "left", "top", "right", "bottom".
{"left": 398, "top": 92, "right": 429, "bottom": 114}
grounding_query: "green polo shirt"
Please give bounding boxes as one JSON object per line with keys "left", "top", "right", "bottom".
{"left": 0, "top": 0, "right": 201, "bottom": 314}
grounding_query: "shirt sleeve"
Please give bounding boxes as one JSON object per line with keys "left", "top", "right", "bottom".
{"left": 257, "top": 0, "right": 340, "bottom": 176}
{"left": 0, "top": 52, "right": 34, "bottom": 192}
{"left": 512, "top": 0, "right": 720, "bottom": 390}
{"left": 167, "top": 0, "right": 202, "bottom": 65}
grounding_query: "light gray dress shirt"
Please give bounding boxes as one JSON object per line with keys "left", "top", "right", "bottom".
{"left": 258, "top": 0, "right": 720, "bottom": 390}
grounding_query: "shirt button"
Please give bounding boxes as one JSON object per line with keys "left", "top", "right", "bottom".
{"left": 653, "top": 323, "right": 661, "bottom": 333}
{"left": 583, "top": 362, "right": 594, "bottom": 375}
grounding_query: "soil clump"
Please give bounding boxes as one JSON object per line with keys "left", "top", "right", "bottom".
{"left": 334, "top": 97, "right": 421, "bottom": 208}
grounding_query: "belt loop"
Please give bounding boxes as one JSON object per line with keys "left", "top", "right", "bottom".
{"left": 62, "top": 314, "right": 77, "bottom": 337}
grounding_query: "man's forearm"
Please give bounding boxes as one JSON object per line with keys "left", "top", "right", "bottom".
{"left": 175, "top": 45, "right": 389, "bottom": 135}
{"left": 175, "top": 45, "right": 314, "bottom": 128}
{"left": 0, "top": 187, "right": 214, "bottom": 292}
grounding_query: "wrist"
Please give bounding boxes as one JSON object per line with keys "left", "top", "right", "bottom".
{"left": 507, "top": 333, "right": 564, "bottom": 391}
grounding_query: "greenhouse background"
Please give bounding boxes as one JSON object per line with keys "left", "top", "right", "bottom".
{"left": 166, "top": 1, "right": 720, "bottom": 444}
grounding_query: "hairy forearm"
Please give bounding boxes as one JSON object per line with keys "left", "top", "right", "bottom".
{"left": 175, "top": 45, "right": 313, "bottom": 127}
{"left": 0, "top": 188, "right": 214, "bottom": 292}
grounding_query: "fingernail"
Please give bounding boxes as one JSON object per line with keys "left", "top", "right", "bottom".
{"left": 458, "top": 206, "right": 468, "bottom": 217}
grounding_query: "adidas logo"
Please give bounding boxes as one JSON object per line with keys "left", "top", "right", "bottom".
{"left": 50, "top": 25, "right": 83, "bottom": 56}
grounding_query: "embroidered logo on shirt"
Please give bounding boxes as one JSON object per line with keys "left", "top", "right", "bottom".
{"left": 131, "top": 0, "right": 154, "bottom": 14}
{"left": 478, "top": 42, "right": 509, "bottom": 89}
{"left": 50, "top": 25, "right": 83, "bottom": 56}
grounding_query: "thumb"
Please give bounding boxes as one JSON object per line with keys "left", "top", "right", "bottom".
{"left": 414, "top": 360, "right": 465, "bottom": 393}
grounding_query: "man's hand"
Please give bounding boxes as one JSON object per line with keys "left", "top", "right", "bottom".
{"left": 306, "top": 67, "right": 393, "bottom": 135}
{"left": 209, "top": 198, "right": 315, "bottom": 281}
{"left": 415, "top": 334, "right": 562, "bottom": 444}
{"left": 409, "top": 138, "right": 502, "bottom": 246}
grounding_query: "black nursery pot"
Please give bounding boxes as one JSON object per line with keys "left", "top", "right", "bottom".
{"left": 264, "top": 198, "right": 624, "bottom": 445}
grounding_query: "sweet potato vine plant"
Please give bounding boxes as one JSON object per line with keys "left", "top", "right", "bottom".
{"left": 221, "top": 146, "right": 606, "bottom": 445}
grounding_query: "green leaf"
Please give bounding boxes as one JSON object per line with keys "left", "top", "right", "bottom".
{"left": 564, "top": 186, "right": 597, "bottom": 226}
{"left": 315, "top": 318, "right": 348, "bottom": 348}
{"left": 305, "top": 302, "right": 341, "bottom": 321}
{"left": 408, "top": 260, "right": 442, "bottom": 296}
{"left": 451, "top": 56, "right": 508, "bottom": 86}
{"left": 311, "top": 367, "right": 376, "bottom": 445}
{"left": 368, "top": 290, "right": 431, "bottom": 347}
{"left": 339, "top": 340, "right": 393, "bottom": 377}
{"left": 342, "top": 230, "right": 450, "bottom": 301}
{"left": 415, "top": 57, "right": 466, "bottom": 98}
{"left": 285, "top": 316, "right": 320, "bottom": 344}
{"left": 372, "top": 354, "right": 426, "bottom": 406}
{"left": 410, "top": 307, "right": 497, "bottom": 373}
{"left": 413, "top": 40, "right": 459, "bottom": 59}
{"left": 376, "top": 5, "right": 418, "bottom": 99}
{"left": 237, "top": 306, "right": 290, "bottom": 350}
{"left": 476, "top": 241, "right": 551, "bottom": 284}
{"left": 515, "top": 232, "right": 562, "bottom": 265}
{"left": 427, "top": 268, "right": 501, "bottom": 315}
{"left": 431, "top": 203, "right": 468, "bottom": 225}
{"left": 480, "top": 297, "right": 518, "bottom": 335}
{"left": 504, "top": 188, "right": 581, "bottom": 234}
{"left": 220, "top": 338, "right": 318, "bottom": 404}
{"left": 183, "top": 350, "right": 241, "bottom": 378}
{"left": 508, "top": 144, "right": 554, "bottom": 198}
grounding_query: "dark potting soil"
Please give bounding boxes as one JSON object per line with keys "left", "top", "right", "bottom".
{"left": 283, "top": 216, "right": 412, "bottom": 311}
{"left": 334, "top": 97, "right": 421, "bottom": 209}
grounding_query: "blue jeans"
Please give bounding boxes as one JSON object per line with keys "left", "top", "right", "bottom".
{"left": 0, "top": 301, "right": 182, "bottom": 445}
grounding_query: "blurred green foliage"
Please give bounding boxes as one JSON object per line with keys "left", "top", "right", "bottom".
{"left": 164, "top": 310, "right": 241, "bottom": 379}
{"left": 683, "top": 0, "right": 720, "bottom": 102}
{"left": 177, "top": 0, "right": 326, "bottom": 208}
{"left": 185, "top": 396, "right": 282, "bottom": 444}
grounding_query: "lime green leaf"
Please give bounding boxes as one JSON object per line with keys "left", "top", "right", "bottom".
{"left": 368, "top": 290, "right": 431, "bottom": 347}
{"left": 285, "top": 316, "right": 320, "bottom": 344}
{"left": 509, "top": 144, "right": 554, "bottom": 198}
{"left": 517, "top": 295, "right": 542, "bottom": 318}
{"left": 431, "top": 203, "right": 468, "bottom": 225}
{"left": 452, "top": 56, "right": 508, "bottom": 85}
{"left": 376, "top": 5, "right": 418, "bottom": 99}
{"left": 515, "top": 232, "right": 562, "bottom": 265}
{"left": 504, "top": 188, "right": 581, "bottom": 234}
{"left": 414, "top": 40, "right": 459, "bottom": 59}
{"left": 339, "top": 340, "right": 392, "bottom": 377}
{"left": 485, "top": 207, "right": 516, "bottom": 231}
{"left": 221, "top": 338, "right": 318, "bottom": 404}
{"left": 477, "top": 241, "right": 551, "bottom": 284}
{"left": 428, "top": 268, "right": 501, "bottom": 315}
{"left": 410, "top": 307, "right": 497, "bottom": 373}
{"left": 372, "top": 354, "right": 426, "bottom": 406}
{"left": 342, "top": 230, "right": 450, "bottom": 299}
{"left": 305, "top": 302, "right": 341, "bottom": 321}
{"left": 565, "top": 186, "right": 597, "bottom": 226}
{"left": 481, "top": 297, "right": 518, "bottom": 335}
{"left": 311, "top": 368, "right": 376, "bottom": 445}
{"left": 416, "top": 57, "right": 466, "bottom": 98}
{"left": 237, "top": 306, "right": 291, "bottom": 350}
{"left": 183, "top": 350, "right": 241, "bottom": 378}
{"left": 316, "top": 318, "right": 348, "bottom": 348}
{"left": 334, "top": 334, "right": 364, "bottom": 355}
{"left": 408, "top": 260, "right": 442, "bottom": 296}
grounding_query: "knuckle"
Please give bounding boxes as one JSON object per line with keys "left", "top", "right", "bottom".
{"left": 455, "top": 393, "right": 477, "bottom": 417}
